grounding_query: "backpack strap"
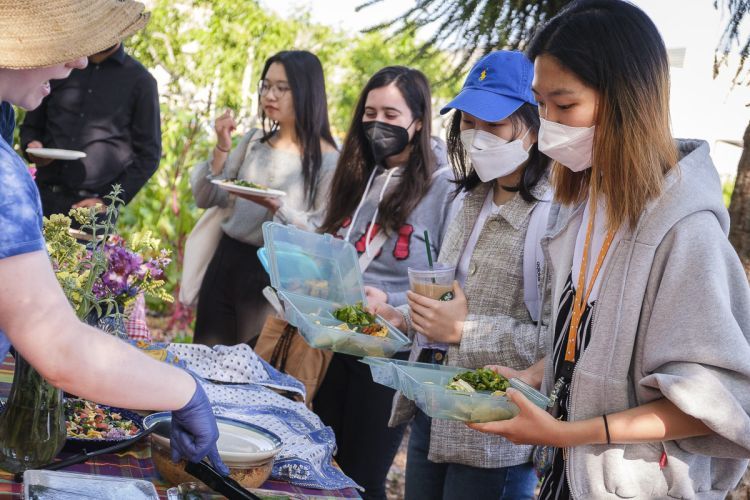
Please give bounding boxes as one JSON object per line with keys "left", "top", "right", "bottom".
{"left": 524, "top": 187, "right": 552, "bottom": 322}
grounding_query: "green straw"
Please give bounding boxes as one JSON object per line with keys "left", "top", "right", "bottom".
{"left": 424, "top": 230, "right": 434, "bottom": 268}
{"left": 424, "top": 230, "right": 436, "bottom": 283}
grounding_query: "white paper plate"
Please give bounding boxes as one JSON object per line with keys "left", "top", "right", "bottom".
{"left": 26, "top": 147, "right": 87, "bottom": 160}
{"left": 212, "top": 179, "right": 286, "bottom": 198}
{"left": 68, "top": 228, "right": 105, "bottom": 242}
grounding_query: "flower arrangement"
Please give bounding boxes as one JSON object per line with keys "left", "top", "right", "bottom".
{"left": 0, "top": 186, "right": 174, "bottom": 473}
{"left": 42, "top": 186, "right": 172, "bottom": 326}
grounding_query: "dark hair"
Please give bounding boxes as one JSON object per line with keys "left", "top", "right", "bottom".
{"left": 447, "top": 103, "right": 548, "bottom": 202}
{"left": 526, "top": 0, "right": 677, "bottom": 230}
{"left": 258, "top": 50, "right": 336, "bottom": 208}
{"left": 319, "top": 66, "right": 436, "bottom": 235}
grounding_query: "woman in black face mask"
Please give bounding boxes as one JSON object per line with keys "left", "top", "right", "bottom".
{"left": 316, "top": 67, "right": 458, "bottom": 500}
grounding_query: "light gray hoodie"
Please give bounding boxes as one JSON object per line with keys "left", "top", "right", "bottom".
{"left": 541, "top": 139, "right": 750, "bottom": 499}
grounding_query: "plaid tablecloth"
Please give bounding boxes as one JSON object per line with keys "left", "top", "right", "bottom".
{"left": 0, "top": 355, "right": 360, "bottom": 499}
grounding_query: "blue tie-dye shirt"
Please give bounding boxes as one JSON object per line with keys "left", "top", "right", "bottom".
{"left": 0, "top": 136, "right": 45, "bottom": 358}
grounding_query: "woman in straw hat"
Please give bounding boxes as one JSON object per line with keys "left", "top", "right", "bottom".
{"left": 0, "top": 0, "right": 227, "bottom": 475}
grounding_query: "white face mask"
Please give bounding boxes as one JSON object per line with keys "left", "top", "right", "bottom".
{"left": 538, "top": 117, "right": 595, "bottom": 172}
{"left": 460, "top": 129, "right": 531, "bottom": 183}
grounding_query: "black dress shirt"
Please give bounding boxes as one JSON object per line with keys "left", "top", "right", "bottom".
{"left": 20, "top": 44, "right": 161, "bottom": 204}
{"left": 0, "top": 102, "right": 15, "bottom": 146}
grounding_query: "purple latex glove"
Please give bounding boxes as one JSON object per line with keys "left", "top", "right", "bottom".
{"left": 170, "top": 376, "right": 229, "bottom": 476}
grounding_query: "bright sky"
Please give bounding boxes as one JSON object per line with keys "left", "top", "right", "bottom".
{"left": 263, "top": 0, "right": 749, "bottom": 176}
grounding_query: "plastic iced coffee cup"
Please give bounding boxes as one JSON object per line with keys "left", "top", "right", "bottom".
{"left": 408, "top": 264, "right": 456, "bottom": 302}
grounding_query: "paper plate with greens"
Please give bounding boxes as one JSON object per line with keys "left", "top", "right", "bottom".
{"left": 212, "top": 179, "right": 286, "bottom": 198}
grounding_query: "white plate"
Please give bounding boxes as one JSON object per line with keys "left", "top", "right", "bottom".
{"left": 212, "top": 179, "right": 286, "bottom": 198}
{"left": 26, "top": 147, "right": 87, "bottom": 160}
{"left": 68, "top": 228, "right": 104, "bottom": 242}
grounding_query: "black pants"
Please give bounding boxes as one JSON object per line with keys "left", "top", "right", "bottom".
{"left": 193, "top": 234, "right": 272, "bottom": 347}
{"left": 313, "top": 351, "right": 409, "bottom": 500}
{"left": 37, "top": 184, "right": 86, "bottom": 217}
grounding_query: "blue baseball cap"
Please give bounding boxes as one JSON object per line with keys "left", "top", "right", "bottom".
{"left": 440, "top": 50, "right": 537, "bottom": 122}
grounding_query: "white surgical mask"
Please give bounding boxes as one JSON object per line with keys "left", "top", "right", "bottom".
{"left": 460, "top": 129, "right": 531, "bottom": 183}
{"left": 538, "top": 117, "right": 595, "bottom": 172}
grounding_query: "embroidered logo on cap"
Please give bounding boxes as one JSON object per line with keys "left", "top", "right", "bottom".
{"left": 479, "top": 69, "right": 487, "bottom": 81}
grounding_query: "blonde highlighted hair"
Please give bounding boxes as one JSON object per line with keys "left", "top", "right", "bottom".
{"left": 529, "top": 0, "right": 678, "bottom": 230}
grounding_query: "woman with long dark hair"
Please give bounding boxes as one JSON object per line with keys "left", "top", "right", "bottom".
{"left": 314, "top": 66, "right": 456, "bottom": 499}
{"left": 191, "top": 50, "right": 338, "bottom": 346}
{"left": 376, "top": 51, "right": 551, "bottom": 500}
{"left": 470, "top": 2, "right": 750, "bottom": 498}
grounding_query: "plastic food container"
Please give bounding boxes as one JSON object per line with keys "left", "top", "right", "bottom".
{"left": 359, "top": 357, "right": 401, "bottom": 390}
{"left": 23, "top": 469, "right": 159, "bottom": 499}
{"left": 263, "top": 222, "right": 411, "bottom": 358}
{"left": 360, "top": 356, "right": 463, "bottom": 398}
{"left": 508, "top": 377, "right": 552, "bottom": 410}
{"left": 365, "top": 359, "right": 550, "bottom": 423}
{"left": 278, "top": 291, "right": 410, "bottom": 358}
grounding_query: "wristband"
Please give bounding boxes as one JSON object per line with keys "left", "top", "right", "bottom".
{"left": 215, "top": 144, "right": 230, "bottom": 153}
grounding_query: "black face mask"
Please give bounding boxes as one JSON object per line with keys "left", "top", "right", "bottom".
{"left": 363, "top": 120, "right": 413, "bottom": 164}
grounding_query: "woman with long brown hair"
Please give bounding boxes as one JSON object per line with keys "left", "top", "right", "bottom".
{"left": 315, "top": 66, "right": 456, "bottom": 499}
{"left": 470, "top": 1, "right": 750, "bottom": 498}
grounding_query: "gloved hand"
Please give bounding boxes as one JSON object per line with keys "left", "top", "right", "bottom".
{"left": 170, "top": 375, "right": 229, "bottom": 476}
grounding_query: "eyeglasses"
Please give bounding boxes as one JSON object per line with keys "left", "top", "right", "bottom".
{"left": 258, "top": 80, "right": 291, "bottom": 98}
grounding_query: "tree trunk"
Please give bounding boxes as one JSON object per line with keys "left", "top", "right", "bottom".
{"left": 727, "top": 120, "right": 750, "bottom": 500}
{"left": 728, "top": 119, "right": 750, "bottom": 279}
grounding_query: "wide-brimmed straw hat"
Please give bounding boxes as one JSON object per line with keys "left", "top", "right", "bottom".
{"left": 0, "top": 0, "right": 149, "bottom": 69}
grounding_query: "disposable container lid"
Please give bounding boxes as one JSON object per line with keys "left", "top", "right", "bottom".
{"left": 262, "top": 222, "right": 365, "bottom": 305}
{"left": 23, "top": 470, "right": 159, "bottom": 499}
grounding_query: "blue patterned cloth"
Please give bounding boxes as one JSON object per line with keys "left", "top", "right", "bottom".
{"left": 0, "top": 136, "right": 45, "bottom": 361}
{"left": 167, "top": 343, "right": 306, "bottom": 398}
{"left": 167, "top": 343, "right": 359, "bottom": 491}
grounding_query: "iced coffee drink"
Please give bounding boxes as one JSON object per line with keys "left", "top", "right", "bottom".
{"left": 408, "top": 264, "right": 456, "bottom": 301}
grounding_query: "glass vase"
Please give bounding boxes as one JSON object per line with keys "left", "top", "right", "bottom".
{"left": 0, "top": 354, "right": 66, "bottom": 473}
{"left": 85, "top": 306, "right": 128, "bottom": 340}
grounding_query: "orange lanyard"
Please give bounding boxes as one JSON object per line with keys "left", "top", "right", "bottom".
{"left": 564, "top": 209, "right": 616, "bottom": 363}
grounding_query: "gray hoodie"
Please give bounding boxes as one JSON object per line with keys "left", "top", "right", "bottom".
{"left": 332, "top": 138, "right": 458, "bottom": 306}
{"left": 541, "top": 139, "right": 750, "bottom": 499}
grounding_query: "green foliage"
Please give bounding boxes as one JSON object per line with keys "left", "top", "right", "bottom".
{"left": 43, "top": 186, "right": 171, "bottom": 325}
{"left": 358, "top": 0, "right": 572, "bottom": 74}
{"left": 714, "top": 0, "right": 750, "bottom": 84}
{"left": 723, "top": 178, "right": 736, "bottom": 207}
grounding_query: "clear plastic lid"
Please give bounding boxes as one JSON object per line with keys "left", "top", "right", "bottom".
{"left": 262, "top": 222, "right": 365, "bottom": 305}
{"left": 24, "top": 470, "right": 159, "bottom": 499}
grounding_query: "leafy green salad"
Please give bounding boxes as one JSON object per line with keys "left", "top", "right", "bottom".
{"left": 446, "top": 368, "right": 510, "bottom": 394}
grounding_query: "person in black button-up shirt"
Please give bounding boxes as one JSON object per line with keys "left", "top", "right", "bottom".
{"left": 20, "top": 43, "right": 161, "bottom": 216}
